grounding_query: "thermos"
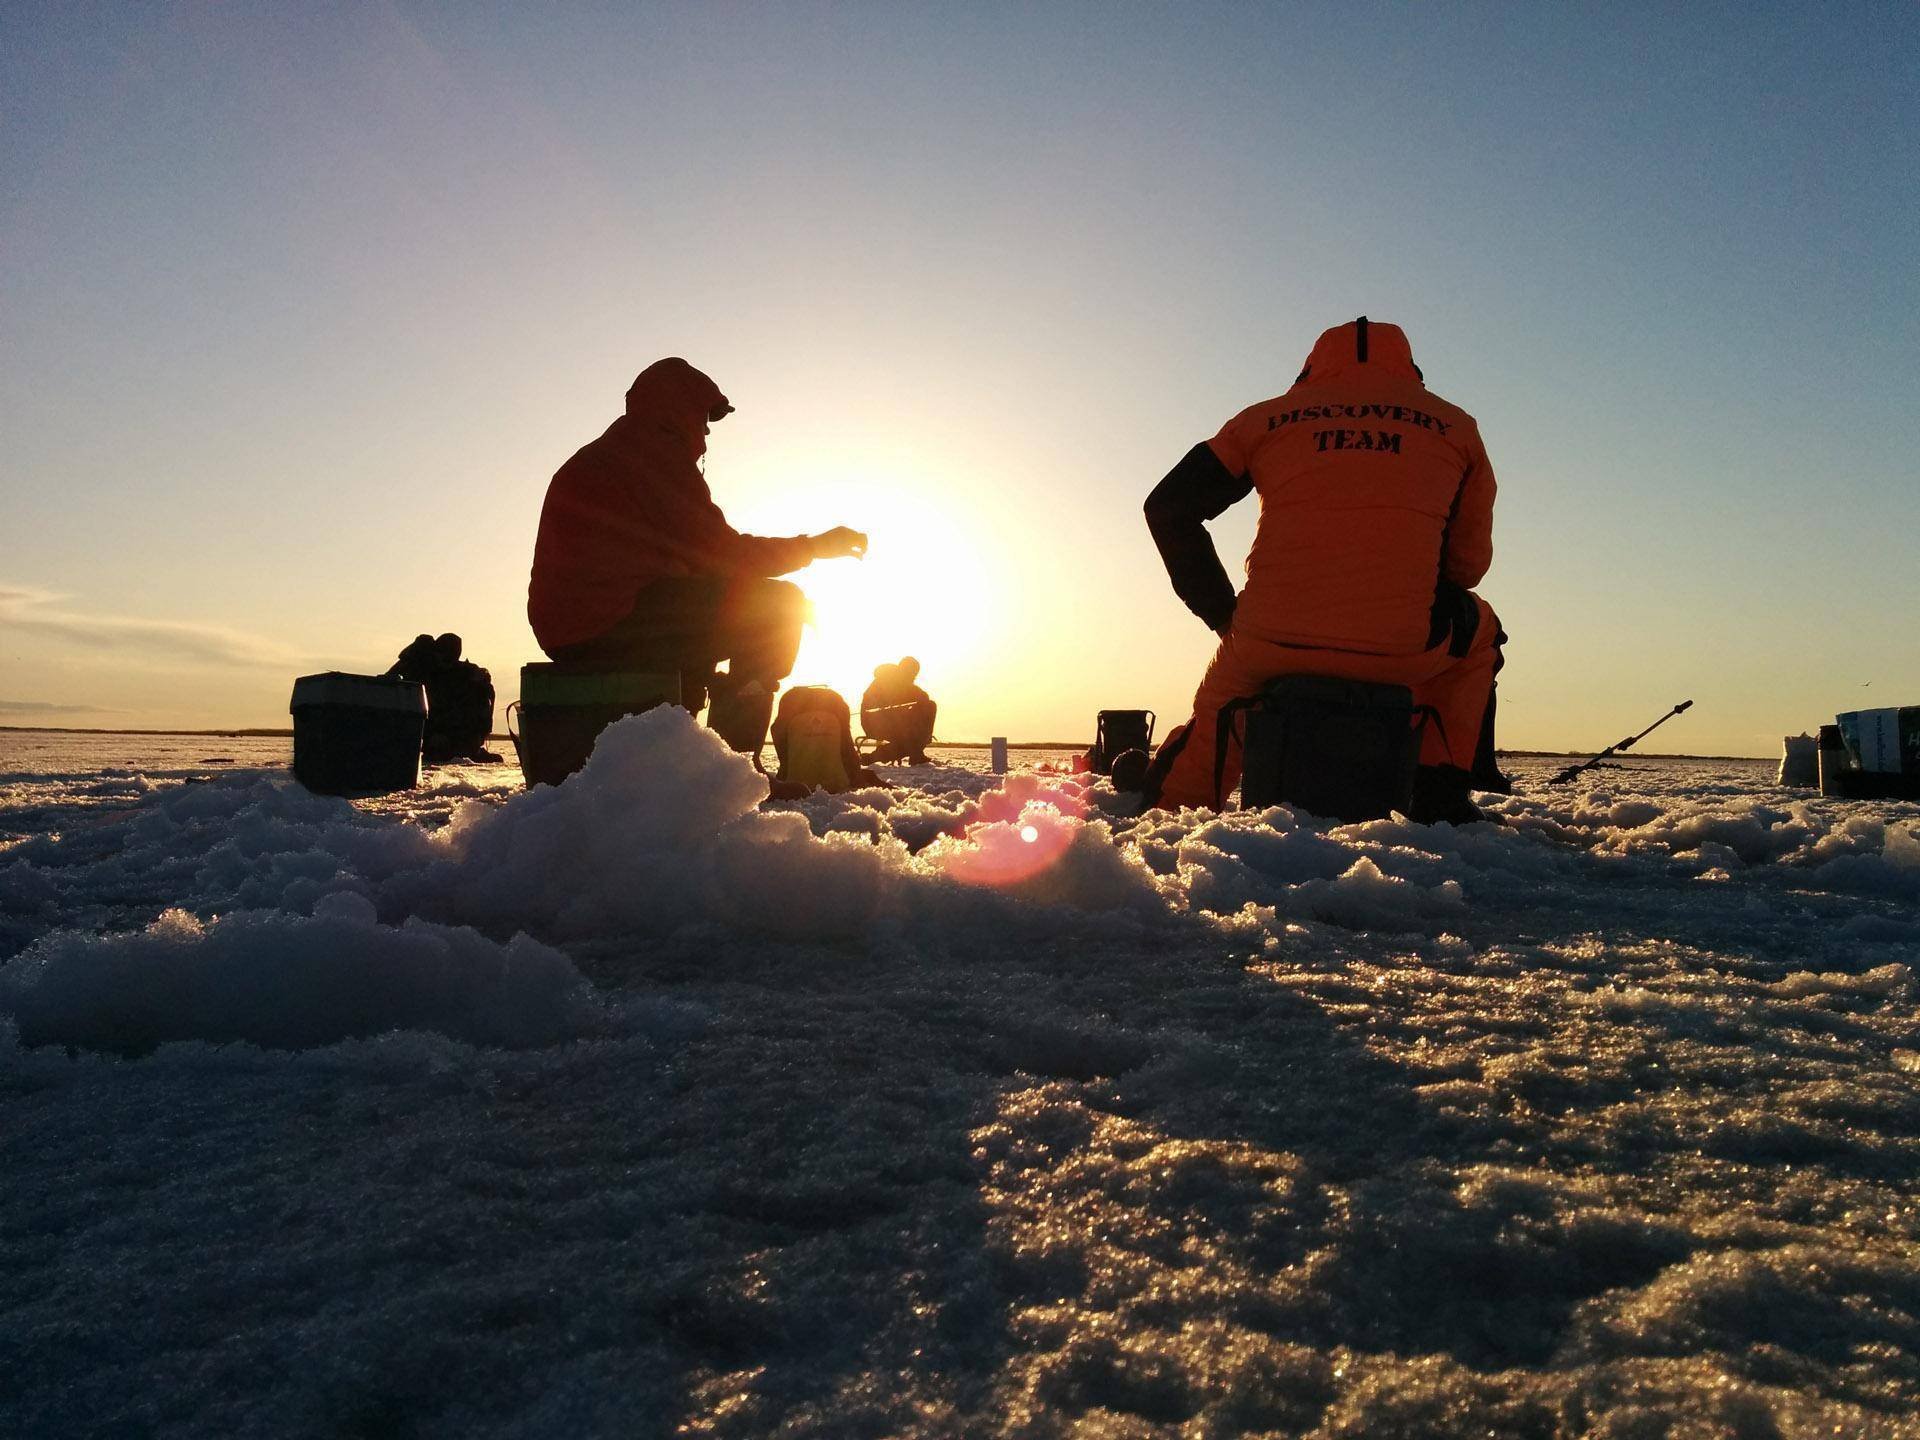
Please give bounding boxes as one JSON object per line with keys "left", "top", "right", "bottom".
{"left": 1817, "top": 724, "right": 1852, "bottom": 797}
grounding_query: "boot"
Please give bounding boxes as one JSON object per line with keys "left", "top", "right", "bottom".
{"left": 707, "top": 679, "right": 776, "bottom": 767}
{"left": 1135, "top": 723, "right": 1190, "bottom": 809}
{"left": 1410, "top": 764, "right": 1487, "bottom": 825}
{"left": 1469, "top": 687, "right": 1513, "bottom": 795}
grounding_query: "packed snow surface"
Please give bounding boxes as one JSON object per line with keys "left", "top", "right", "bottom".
{"left": 3, "top": 713, "right": 1918, "bottom": 1437}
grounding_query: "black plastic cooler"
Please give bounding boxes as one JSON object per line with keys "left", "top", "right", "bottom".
{"left": 290, "top": 672, "right": 426, "bottom": 796}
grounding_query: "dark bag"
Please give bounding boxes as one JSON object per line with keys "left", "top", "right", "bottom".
{"left": 423, "top": 661, "right": 495, "bottom": 763}
{"left": 1085, "top": 709, "right": 1156, "bottom": 776}
{"left": 1229, "top": 676, "right": 1425, "bottom": 821}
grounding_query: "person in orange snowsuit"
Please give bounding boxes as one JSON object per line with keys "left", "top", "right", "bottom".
{"left": 528, "top": 359, "right": 866, "bottom": 755}
{"left": 1142, "top": 317, "right": 1507, "bottom": 821}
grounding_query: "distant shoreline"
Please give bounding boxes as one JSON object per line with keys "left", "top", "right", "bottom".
{"left": 0, "top": 725, "right": 1772, "bottom": 762}
{"left": 1, "top": 725, "right": 297, "bottom": 738}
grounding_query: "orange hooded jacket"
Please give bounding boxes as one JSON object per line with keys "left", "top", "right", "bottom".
{"left": 527, "top": 359, "right": 814, "bottom": 653}
{"left": 1149, "top": 318, "right": 1495, "bottom": 655}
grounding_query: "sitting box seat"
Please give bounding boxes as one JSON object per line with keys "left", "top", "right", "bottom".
{"left": 1234, "top": 675, "right": 1425, "bottom": 821}
{"left": 509, "top": 663, "right": 688, "bottom": 788}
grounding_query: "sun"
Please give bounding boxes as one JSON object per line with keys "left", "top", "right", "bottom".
{"left": 786, "top": 513, "right": 997, "bottom": 711}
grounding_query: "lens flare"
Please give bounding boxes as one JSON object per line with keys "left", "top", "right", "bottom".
{"left": 925, "top": 776, "right": 1092, "bottom": 888}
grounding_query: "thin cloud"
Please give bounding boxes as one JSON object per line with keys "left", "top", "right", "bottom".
{"left": 0, "top": 699, "right": 118, "bottom": 715}
{"left": 0, "top": 585, "right": 299, "bottom": 669}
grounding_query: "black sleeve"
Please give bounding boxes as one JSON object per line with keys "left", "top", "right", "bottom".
{"left": 1144, "top": 442, "right": 1253, "bottom": 633}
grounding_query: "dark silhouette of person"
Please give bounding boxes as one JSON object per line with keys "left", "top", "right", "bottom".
{"left": 385, "top": 632, "right": 501, "bottom": 764}
{"left": 1142, "top": 318, "right": 1506, "bottom": 822}
{"left": 527, "top": 359, "right": 867, "bottom": 758}
{"left": 860, "top": 657, "right": 936, "bottom": 764}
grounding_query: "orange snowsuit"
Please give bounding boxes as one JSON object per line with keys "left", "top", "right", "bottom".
{"left": 1146, "top": 318, "right": 1502, "bottom": 811}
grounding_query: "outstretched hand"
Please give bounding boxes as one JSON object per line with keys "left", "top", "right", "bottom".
{"left": 812, "top": 526, "right": 868, "bottom": 560}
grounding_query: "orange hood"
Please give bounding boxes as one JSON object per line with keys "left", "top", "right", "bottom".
{"left": 624, "top": 357, "right": 732, "bottom": 458}
{"left": 1295, "top": 317, "right": 1422, "bottom": 386}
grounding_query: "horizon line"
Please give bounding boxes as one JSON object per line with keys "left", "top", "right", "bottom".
{"left": 0, "top": 724, "right": 1774, "bottom": 762}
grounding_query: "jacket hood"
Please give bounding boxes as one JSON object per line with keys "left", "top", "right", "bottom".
{"left": 1295, "top": 317, "right": 1422, "bottom": 386}
{"left": 624, "top": 358, "right": 732, "bottom": 455}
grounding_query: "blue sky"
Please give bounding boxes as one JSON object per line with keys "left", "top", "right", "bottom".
{"left": 3, "top": 3, "right": 1914, "bottom": 753}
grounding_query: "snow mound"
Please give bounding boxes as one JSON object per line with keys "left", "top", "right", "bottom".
{"left": 389, "top": 710, "right": 1168, "bottom": 939}
{"left": 0, "top": 897, "right": 593, "bottom": 1052}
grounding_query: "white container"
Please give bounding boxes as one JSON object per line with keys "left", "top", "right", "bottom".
{"left": 1837, "top": 707, "right": 1916, "bottom": 774}
{"left": 1777, "top": 733, "right": 1817, "bottom": 787}
{"left": 990, "top": 737, "right": 1008, "bottom": 774}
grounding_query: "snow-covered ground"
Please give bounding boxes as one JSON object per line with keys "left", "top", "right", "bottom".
{"left": 3, "top": 714, "right": 1917, "bottom": 1437}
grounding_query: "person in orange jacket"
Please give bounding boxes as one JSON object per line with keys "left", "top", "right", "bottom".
{"left": 528, "top": 359, "right": 867, "bottom": 755}
{"left": 1141, "top": 317, "right": 1507, "bottom": 822}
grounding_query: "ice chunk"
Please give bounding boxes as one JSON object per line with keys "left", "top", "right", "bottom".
{"left": 0, "top": 906, "right": 593, "bottom": 1052}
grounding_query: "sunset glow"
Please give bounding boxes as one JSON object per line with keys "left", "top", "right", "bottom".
{"left": 5, "top": 11, "right": 1920, "bottom": 1434}
{"left": 786, "top": 513, "right": 998, "bottom": 716}
{"left": 1, "top": 8, "right": 1914, "bottom": 757}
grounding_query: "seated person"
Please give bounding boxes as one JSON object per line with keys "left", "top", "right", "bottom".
{"left": 860, "top": 657, "right": 937, "bottom": 764}
{"left": 1141, "top": 317, "right": 1506, "bottom": 823}
{"left": 386, "top": 632, "right": 501, "bottom": 764}
{"left": 527, "top": 359, "right": 867, "bottom": 760}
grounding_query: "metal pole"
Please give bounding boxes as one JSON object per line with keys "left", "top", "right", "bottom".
{"left": 1548, "top": 700, "right": 1695, "bottom": 785}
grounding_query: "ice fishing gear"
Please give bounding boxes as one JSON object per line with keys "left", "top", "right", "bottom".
{"left": 1548, "top": 700, "right": 1693, "bottom": 785}
{"left": 290, "top": 672, "right": 426, "bottom": 796}
{"left": 1230, "top": 676, "right": 1425, "bottom": 819}
{"left": 509, "top": 665, "right": 684, "bottom": 788}
{"left": 1083, "top": 710, "right": 1155, "bottom": 777}
{"left": 1109, "top": 748, "right": 1151, "bottom": 794}
{"left": 770, "top": 685, "right": 865, "bottom": 793}
{"left": 1816, "top": 707, "right": 1920, "bottom": 800}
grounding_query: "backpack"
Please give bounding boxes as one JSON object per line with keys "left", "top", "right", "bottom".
{"left": 771, "top": 686, "right": 862, "bottom": 793}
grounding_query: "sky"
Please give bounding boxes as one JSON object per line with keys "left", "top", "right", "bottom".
{"left": 2, "top": 2, "right": 1915, "bottom": 755}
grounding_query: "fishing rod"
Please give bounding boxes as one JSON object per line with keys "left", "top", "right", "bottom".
{"left": 1548, "top": 700, "right": 1695, "bottom": 785}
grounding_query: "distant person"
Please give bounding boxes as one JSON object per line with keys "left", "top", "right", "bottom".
{"left": 1140, "top": 317, "right": 1507, "bottom": 822}
{"left": 860, "top": 657, "right": 937, "bottom": 764}
{"left": 527, "top": 359, "right": 868, "bottom": 759}
{"left": 385, "top": 632, "right": 501, "bottom": 764}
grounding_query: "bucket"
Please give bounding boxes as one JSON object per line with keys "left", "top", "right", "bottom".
{"left": 510, "top": 665, "right": 682, "bottom": 788}
{"left": 290, "top": 672, "right": 426, "bottom": 796}
{"left": 1237, "top": 675, "right": 1422, "bottom": 821}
